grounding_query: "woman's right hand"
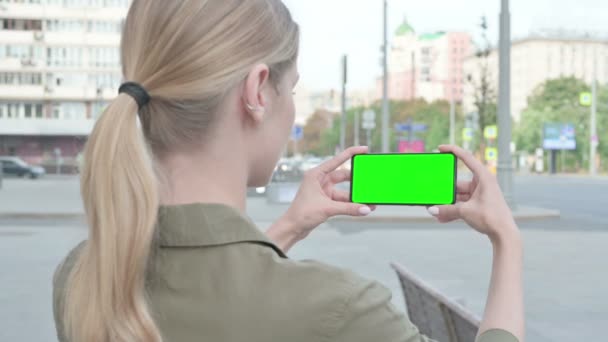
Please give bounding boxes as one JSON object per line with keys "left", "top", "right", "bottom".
{"left": 428, "top": 145, "right": 518, "bottom": 242}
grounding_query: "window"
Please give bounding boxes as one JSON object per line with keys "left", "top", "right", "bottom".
{"left": 35, "top": 104, "right": 43, "bottom": 118}
{"left": 0, "top": 18, "right": 42, "bottom": 31}
{"left": 0, "top": 72, "right": 43, "bottom": 85}
{"left": 64, "top": 102, "right": 86, "bottom": 119}
{"left": 46, "top": 47, "right": 84, "bottom": 67}
{"left": 2, "top": 160, "right": 17, "bottom": 168}
{"left": 0, "top": 44, "right": 43, "bottom": 61}
{"left": 24, "top": 104, "right": 32, "bottom": 118}
{"left": 52, "top": 104, "right": 61, "bottom": 119}
{"left": 7, "top": 103, "right": 16, "bottom": 118}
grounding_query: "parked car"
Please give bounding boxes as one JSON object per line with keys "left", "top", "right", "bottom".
{"left": 247, "top": 186, "right": 267, "bottom": 197}
{"left": 0, "top": 156, "right": 46, "bottom": 179}
{"left": 299, "top": 157, "right": 324, "bottom": 172}
{"left": 272, "top": 158, "right": 302, "bottom": 182}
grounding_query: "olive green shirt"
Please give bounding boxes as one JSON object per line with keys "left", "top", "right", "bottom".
{"left": 53, "top": 203, "right": 518, "bottom": 342}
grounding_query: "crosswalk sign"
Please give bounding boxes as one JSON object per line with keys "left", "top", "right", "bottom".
{"left": 462, "top": 128, "right": 474, "bottom": 142}
{"left": 485, "top": 148, "right": 498, "bottom": 161}
{"left": 484, "top": 126, "right": 498, "bottom": 140}
{"left": 580, "top": 92, "right": 592, "bottom": 107}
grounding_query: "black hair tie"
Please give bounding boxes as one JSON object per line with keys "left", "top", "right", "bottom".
{"left": 119, "top": 82, "right": 151, "bottom": 110}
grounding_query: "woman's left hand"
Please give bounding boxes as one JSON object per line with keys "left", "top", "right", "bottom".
{"left": 266, "top": 146, "right": 375, "bottom": 253}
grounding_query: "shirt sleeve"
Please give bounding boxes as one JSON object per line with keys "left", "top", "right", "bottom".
{"left": 331, "top": 279, "right": 519, "bottom": 342}
{"left": 331, "top": 279, "right": 437, "bottom": 342}
{"left": 52, "top": 242, "right": 86, "bottom": 342}
{"left": 52, "top": 258, "right": 68, "bottom": 342}
{"left": 477, "top": 329, "right": 520, "bottom": 342}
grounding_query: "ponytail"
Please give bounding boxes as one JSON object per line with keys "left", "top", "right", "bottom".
{"left": 63, "top": 94, "right": 162, "bottom": 342}
{"left": 61, "top": 0, "right": 300, "bottom": 340}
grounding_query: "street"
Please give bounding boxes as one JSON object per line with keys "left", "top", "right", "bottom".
{"left": 0, "top": 175, "right": 606, "bottom": 341}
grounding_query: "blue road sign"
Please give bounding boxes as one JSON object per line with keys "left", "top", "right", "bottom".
{"left": 395, "top": 123, "right": 428, "bottom": 132}
{"left": 292, "top": 125, "right": 304, "bottom": 141}
{"left": 412, "top": 124, "right": 428, "bottom": 132}
{"left": 395, "top": 124, "right": 410, "bottom": 132}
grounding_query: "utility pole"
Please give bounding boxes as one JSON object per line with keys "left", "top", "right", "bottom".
{"left": 354, "top": 111, "right": 360, "bottom": 146}
{"left": 497, "top": 0, "right": 515, "bottom": 208}
{"left": 340, "top": 55, "right": 348, "bottom": 151}
{"left": 590, "top": 51, "right": 598, "bottom": 176}
{"left": 381, "top": 0, "right": 390, "bottom": 153}
{"left": 450, "top": 91, "right": 456, "bottom": 145}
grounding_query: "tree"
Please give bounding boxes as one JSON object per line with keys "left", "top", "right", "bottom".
{"left": 299, "top": 109, "right": 338, "bottom": 155}
{"left": 468, "top": 16, "right": 498, "bottom": 162}
{"left": 308, "top": 99, "right": 459, "bottom": 155}
{"left": 515, "top": 77, "right": 608, "bottom": 172}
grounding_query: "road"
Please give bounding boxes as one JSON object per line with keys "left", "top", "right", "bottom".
{"left": 0, "top": 174, "right": 606, "bottom": 341}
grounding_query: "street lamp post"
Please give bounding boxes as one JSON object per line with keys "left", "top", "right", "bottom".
{"left": 450, "top": 89, "right": 456, "bottom": 145}
{"left": 497, "top": 0, "right": 515, "bottom": 208}
{"left": 340, "top": 55, "right": 348, "bottom": 152}
{"left": 381, "top": 0, "right": 390, "bottom": 153}
{"left": 590, "top": 52, "right": 598, "bottom": 176}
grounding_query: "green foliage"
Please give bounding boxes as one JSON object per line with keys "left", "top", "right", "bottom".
{"left": 515, "top": 77, "right": 608, "bottom": 172}
{"left": 304, "top": 99, "right": 461, "bottom": 155}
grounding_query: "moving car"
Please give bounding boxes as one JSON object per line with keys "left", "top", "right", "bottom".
{"left": 0, "top": 156, "right": 46, "bottom": 179}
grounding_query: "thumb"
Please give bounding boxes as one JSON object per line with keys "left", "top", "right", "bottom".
{"left": 428, "top": 204, "right": 461, "bottom": 223}
{"left": 328, "top": 202, "right": 373, "bottom": 217}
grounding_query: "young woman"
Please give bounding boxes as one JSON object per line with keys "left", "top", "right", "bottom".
{"left": 53, "top": 1, "right": 524, "bottom": 341}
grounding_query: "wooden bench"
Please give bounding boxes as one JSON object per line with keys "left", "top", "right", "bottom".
{"left": 391, "top": 263, "right": 480, "bottom": 342}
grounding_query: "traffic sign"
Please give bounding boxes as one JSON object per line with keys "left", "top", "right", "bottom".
{"left": 580, "top": 92, "right": 592, "bottom": 107}
{"left": 363, "top": 109, "right": 376, "bottom": 122}
{"left": 462, "top": 128, "right": 474, "bottom": 142}
{"left": 362, "top": 121, "right": 376, "bottom": 130}
{"left": 395, "top": 124, "right": 410, "bottom": 132}
{"left": 395, "top": 123, "right": 428, "bottom": 132}
{"left": 484, "top": 125, "right": 498, "bottom": 140}
{"left": 485, "top": 148, "right": 498, "bottom": 161}
{"left": 291, "top": 125, "right": 304, "bottom": 141}
{"left": 412, "top": 124, "right": 428, "bottom": 132}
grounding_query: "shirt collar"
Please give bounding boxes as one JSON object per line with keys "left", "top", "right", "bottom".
{"left": 157, "top": 203, "right": 287, "bottom": 258}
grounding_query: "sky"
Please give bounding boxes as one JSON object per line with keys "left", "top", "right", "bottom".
{"left": 282, "top": 0, "right": 608, "bottom": 92}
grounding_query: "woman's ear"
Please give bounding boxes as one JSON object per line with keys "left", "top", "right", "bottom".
{"left": 243, "top": 64, "right": 270, "bottom": 123}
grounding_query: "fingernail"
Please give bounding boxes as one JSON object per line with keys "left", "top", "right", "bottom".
{"left": 427, "top": 207, "right": 439, "bottom": 216}
{"left": 359, "top": 206, "right": 372, "bottom": 216}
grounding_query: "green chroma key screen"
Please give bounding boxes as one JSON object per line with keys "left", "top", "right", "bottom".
{"left": 350, "top": 153, "right": 457, "bottom": 206}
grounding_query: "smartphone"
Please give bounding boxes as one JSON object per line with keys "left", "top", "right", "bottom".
{"left": 350, "top": 153, "right": 457, "bottom": 206}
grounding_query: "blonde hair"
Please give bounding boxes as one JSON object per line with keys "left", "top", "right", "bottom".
{"left": 63, "top": 1, "right": 299, "bottom": 341}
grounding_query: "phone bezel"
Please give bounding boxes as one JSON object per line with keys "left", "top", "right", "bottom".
{"left": 349, "top": 152, "right": 458, "bottom": 206}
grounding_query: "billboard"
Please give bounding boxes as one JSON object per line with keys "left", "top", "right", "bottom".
{"left": 543, "top": 123, "right": 576, "bottom": 150}
{"left": 398, "top": 140, "right": 425, "bottom": 153}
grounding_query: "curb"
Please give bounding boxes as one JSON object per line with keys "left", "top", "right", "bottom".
{"left": 0, "top": 213, "right": 85, "bottom": 221}
{"left": 329, "top": 208, "right": 561, "bottom": 224}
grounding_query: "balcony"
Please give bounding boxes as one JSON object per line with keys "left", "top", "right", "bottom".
{"left": 0, "top": 85, "right": 116, "bottom": 102}
{"left": 0, "top": 118, "right": 95, "bottom": 136}
{"left": 0, "top": 30, "right": 120, "bottom": 46}
{"left": 0, "top": 3, "right": 127, "bottom": 21}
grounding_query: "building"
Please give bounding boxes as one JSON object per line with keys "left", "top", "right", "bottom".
{"left": 464, "top": 35, "right": 608, "bottom": 121}
{"left": 378, "top": 18, "right": 473, "bottom": 104}
{"left": 0, "top": 0, "right": 129, "bottom": 172}
{"left": 294, "top": 86, "right": 376, "bottom": 126}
